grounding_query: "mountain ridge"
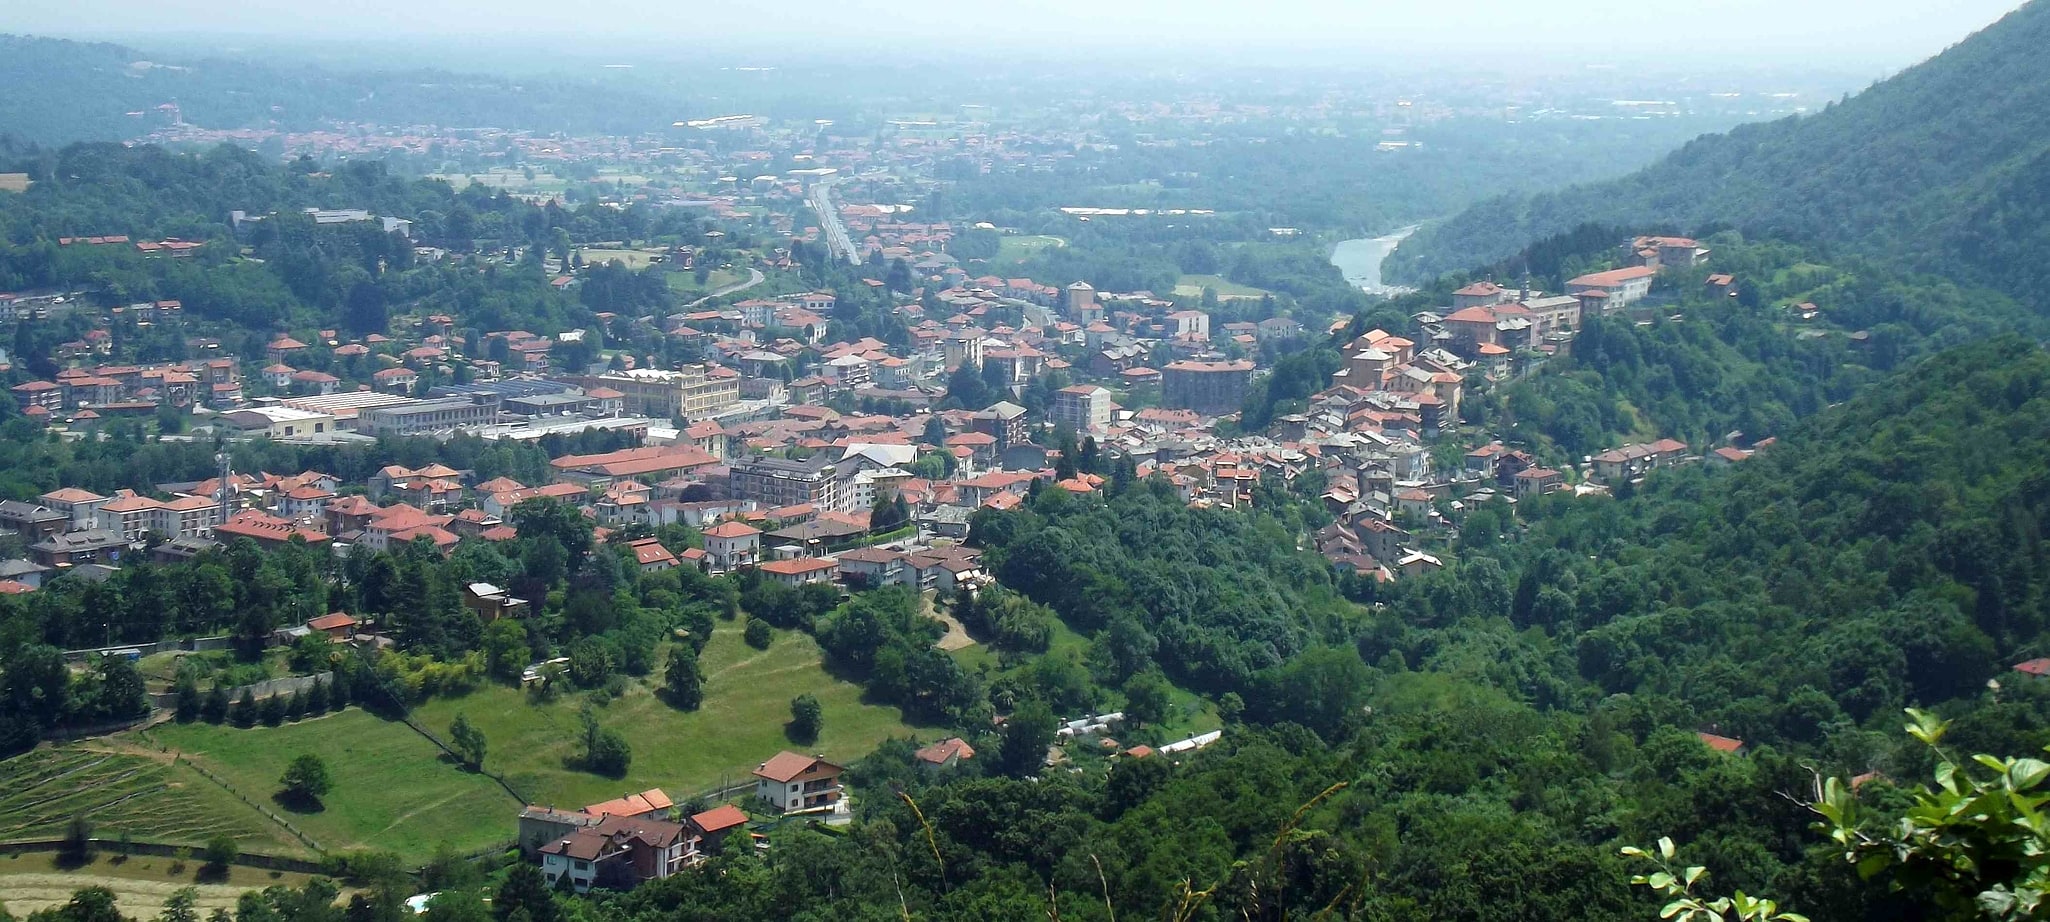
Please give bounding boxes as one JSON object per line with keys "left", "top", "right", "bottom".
{"left": 1388, "top": 0, "right": 2050, "bottom": 309}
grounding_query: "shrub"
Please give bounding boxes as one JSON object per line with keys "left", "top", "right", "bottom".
{"left": 789, "top": 694, "right": 823, "bottom": 744}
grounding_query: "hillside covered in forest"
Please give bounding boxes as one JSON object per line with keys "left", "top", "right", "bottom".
{"left": 471, "top": 336, "right": 2050, "bottom": 922}
{"left": 1387, "top": 0, "right": 2050, "bottom": 311}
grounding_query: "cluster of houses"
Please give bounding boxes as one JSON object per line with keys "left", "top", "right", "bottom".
{"left": 515, "top": 750, "right": 865, "bottom": 892}
{"left": 519, "top": 788, "right": 754, "bottom": 893}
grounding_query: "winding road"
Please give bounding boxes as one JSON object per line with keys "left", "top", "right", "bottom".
{"left": 684, "top": 267, "right": 766, "bottom": 309}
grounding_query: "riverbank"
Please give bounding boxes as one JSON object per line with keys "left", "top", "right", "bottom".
{"left": 1330, "top": 225, "right": 1419, "bottom": 295}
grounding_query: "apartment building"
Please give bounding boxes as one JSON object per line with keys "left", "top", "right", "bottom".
{"left": 1162, "top": 359, "right": 1255, "bottom": 414}
{"left": 729, "top": 455, "right": 845, "bottom": 512}
{"left": 1051, "top": 385, "right": 1113, "bottom": 434}
{"left": 592, "top": 366, "right": 740, "bottom": 421}
{"left": 358, "top": 395, "right": 503, "bottom": 437}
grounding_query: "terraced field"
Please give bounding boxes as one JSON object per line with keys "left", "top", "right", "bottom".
{"left": 152, "top": 710, "right": 518, "bottom": 863}
{"left": 0, "top": 746, "right": 303, "bottom": 856}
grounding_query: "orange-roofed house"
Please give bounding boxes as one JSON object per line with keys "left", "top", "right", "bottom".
{"left": 752, "top": 752, "right": 844, "bottom": 812}
{"left": 216, "top": 510, "right": 330, "bottom": 549}
{"left": 687, "top": 804, "right": 749, "bottom": 857}
{"left": 1451, "top": 280, "right": 1509, "bottom": 310}
{"left": 1697, "top": 732, "right": 1747, "bottom": 755}
{"left": 624, "top": 537, "right": 679, "bottom": 573}
{"left": 307, "top": 611, "right": 360, "bottom": 640}
{"left": 583, "top": 788, "right": 674, "bottom": 820}
{"left": 702, "top": 520, "right": 761, "bottom": 572}
{"left": 758, "top": 556, "right": 838, "bottom": 588}
{"left": 914, "top": 737, "right": 976, "bottom": 770}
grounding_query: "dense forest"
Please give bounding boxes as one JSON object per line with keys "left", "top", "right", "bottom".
{"left": 1389, "top": 0, "right": 2050, "bottom": 313}
{"left": 1226, "top": 227, "right": 2048, "bottom": 461}
{"left": 1484, "top": 235, "right": 2044, "bottom": 456}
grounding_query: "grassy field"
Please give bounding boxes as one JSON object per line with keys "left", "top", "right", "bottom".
{"left": 426, "top": 169, "right": 569, "bottom": 194}
{"left": 0, "top": 853, "right": 323, "bottom": 919}
{"left": 411, "top": 618, "right": 920, "bottom": 810}
{"left": 0, "top": 746, "right": 304, "bottom": 857}
{"left": 577, "top": 248, "right": 672, "bottom": 270}
{"left": 151, "top": 711, "right": 518, "bottom": 862}
{"left": 663, "top": 268, "right": 746, "bottom": 297}
{"left": 91, "top": 619, "right": 916, "bottom": 862}
{"left": 995, "top": 235, "right": 1067, "bottom": 263}
{"left": 1172, "top": 274, "right": 1270, "bottom": 300}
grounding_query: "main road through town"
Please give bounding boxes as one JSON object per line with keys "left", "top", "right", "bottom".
{"left": 808, "top": 178, "right": 861, "bottom": 265}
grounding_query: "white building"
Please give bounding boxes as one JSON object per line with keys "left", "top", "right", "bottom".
{"left": 1051, "top": 385, "right": 1113, "bottom": 434}
{"left": 218, "top": 406, "right": 338, "bottom": 441}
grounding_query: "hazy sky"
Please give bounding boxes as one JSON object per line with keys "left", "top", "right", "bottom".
{"left": 0, "top": 0, "right": 2027, "bottom": 68}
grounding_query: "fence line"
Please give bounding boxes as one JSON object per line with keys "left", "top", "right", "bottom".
{"left": 390, "top": 712, "right": 531, "bottom": 806}
{"left": 135, "top": 728, "right": 326, "bottom": 856}
{"left": 62, "top": 635, "right": 235, "bottom": 663}
{"left": 0, "top": 837, "right": 331, "bottom": 875}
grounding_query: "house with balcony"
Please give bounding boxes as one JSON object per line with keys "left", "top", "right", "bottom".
{"left": 538, "top": 814, "right": 691, "bottom": 893}
{"left": 702, "top": 521, "right": 762, "bottom": 572}
{"left": 758, "top": 557, "right": 838, "bottom": 587}
{"left": 752, "top": 751, "right": 844, "bottom": 812}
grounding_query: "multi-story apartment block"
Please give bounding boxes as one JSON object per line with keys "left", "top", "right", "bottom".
{"left": 1162, "top": 360, "right": 1255, "bottom": 414}
{"left": 1051, "top": 385, "right": 1113, "bottom": 434}
{"left": 729, "top": 455, "right": 844, "bottom": 512}
{"left": 593, "top": 366, "right": 740, "bottom": 421}
{"left": 357, "top": 395, "right": 503, "bottom": 437}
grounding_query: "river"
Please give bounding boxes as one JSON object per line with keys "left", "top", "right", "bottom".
{"left": 1329, "top": 225, "right": 1419, "bottom": 296}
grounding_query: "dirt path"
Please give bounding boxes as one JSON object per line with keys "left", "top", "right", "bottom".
{"left": 921, "top": 592, "right": 977, "bottom": 652}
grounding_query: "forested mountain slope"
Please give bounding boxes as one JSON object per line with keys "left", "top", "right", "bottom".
{"left": 0, "top": 35, "right": 675, "bottom": 145}
{"left": 564, "top": 340, "right": 2050, "bottom": 922}
{"left": 1388, "top": 0, "right": 2050, "bottom": 308}
{"left": 1389, "top": 336, "right": 2050, "bottom": 755}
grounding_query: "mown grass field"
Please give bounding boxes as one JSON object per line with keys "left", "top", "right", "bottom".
{"left": 1172, "top": 274, "right": 1270, "bottom": 300}
{"left": 151, "top": 711, "right": 518, "bottom": 862}
{"left": 995, "top": 234, "right": 1066, "bottom": 263}
{"left": 577, "top": 247, "right": 671, "bottom": 270}
{"left": 0, "top": 852, "right": 322, "bottom": 919}
{"left": 411, "top": 618, "right": 920, "bottom": 810}
{"left": 0, "top": 746, "right": 303, "bottom": 856}
{"left": 663, "top": 267, "right": 746, "bottom": 296}
{"left": 38, "top": 619, "right": 918, "bottom": 864}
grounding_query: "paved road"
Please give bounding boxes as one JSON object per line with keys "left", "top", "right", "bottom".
{"left": 808, "top": 179, "right": 861, "bottom": 265}
{"left": 684, "top": 267, "right": 766, "bottom": 309}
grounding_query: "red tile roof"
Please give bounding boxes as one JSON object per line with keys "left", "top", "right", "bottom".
{"left": 1697, "top": 732, "right": 1745, "bottom": 753}
{"left": 307, "top": 612, "right": 359, "bottom": 632}
{"left": 690, "top": 804, "right": 749, "bottom": 833}
{"left": 752, "top": 751, "right": 841, "bottom": 783}
{"left": 703, "top": 521, "right": 762, "bottom": 539}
